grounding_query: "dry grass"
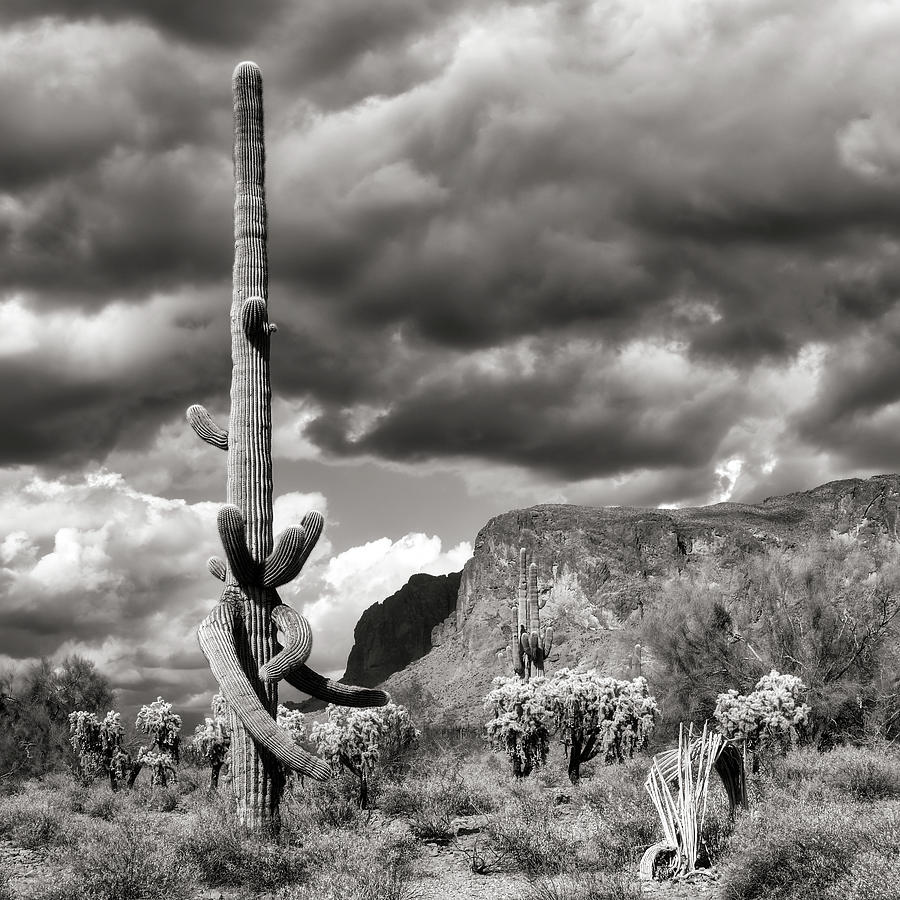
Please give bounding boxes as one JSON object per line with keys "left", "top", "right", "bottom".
{"left": 1, "top": 740, "right": 899, "bottom": 900}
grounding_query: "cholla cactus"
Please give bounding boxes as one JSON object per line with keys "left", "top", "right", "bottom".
{"left": 505, "top": 549, "right": 553, "bottom": 680}
{"left": 484, "top": 675, "right": 552, "bottom": 777}
{"left": 715, "top": 670, "right": 810, "bottom": 771}
{"left": 541, "top": 669, "right": 657, "bottom": 783}
{"left": 188, "top": 62, "right": 387, "bottom": 830}
{"left": 69, "top": 710, "right": 131, "bottom": 790}
{"left": 310, "top": 703, "right": 418, "bottom": 808}
{"left": 191, "top": 693, "right": 231, "bottom": 790}
{"left": 276, "top": 705, "right": 306, "bottom": 744}
{"left": 134, "top": 697, "right": 182, "bottom": 786}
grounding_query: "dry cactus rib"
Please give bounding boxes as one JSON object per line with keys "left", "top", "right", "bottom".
{"left": 198, "top": 602, "right": 330, "bottom": 780}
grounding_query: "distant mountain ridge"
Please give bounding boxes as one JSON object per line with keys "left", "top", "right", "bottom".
{"left": 338, "top": 474, "right": 900, "bottom": 723}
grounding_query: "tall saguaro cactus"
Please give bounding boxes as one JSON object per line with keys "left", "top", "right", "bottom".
{"left": 506, "top": 548, "right": 553, "bottom": 680}
{"left": 188, "top": 62, "right": 387, "bottom": 831}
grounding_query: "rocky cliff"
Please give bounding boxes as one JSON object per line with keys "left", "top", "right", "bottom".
{"left": 341, "top": 571, "right": 462, "bottom": 687}
{"left": 374, "top": 474, "right": 900, "bottom": 724}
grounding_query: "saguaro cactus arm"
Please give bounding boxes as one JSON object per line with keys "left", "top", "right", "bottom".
{"left": 216, "top": 505, "right": 259, "bottom": 585}
{"left": 259, "top": 604, "right": 313, "bottom": 682}
{"left": 198, "top": 600, "right": 329, "bottom": 780}
{"left": 284, "top": 666, "right": 388, "bottom": 707}
{"left": 187, "top": 404, "right": 229, "bottom": 450}
{"left": 262, "top": 511, "right": 324, "bottom": 588}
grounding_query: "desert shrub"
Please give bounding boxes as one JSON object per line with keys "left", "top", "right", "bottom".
{"left": 175, "top": 803, "right": 308, "bottom": 892}
{"left": 718, "top": 799, "right": 900, "bottom": 900}
{"left": 379, "top": 752, "right": 488, "bottom": 840}
{"left": 775, "top": 745, "right": 900, "bottom": 801}
{"left": 31, "top": 816, "right": 193, "bottom": 900}
{"left": 0, "top": 656, "right": 115, "bottom": 781}
{"left": 270, "top": 827, "right": 416, "bottom": 900}
{"left": 485, "top": 792, "right": 588, "bottom": 877}
{"left": 543, "top": 670, "right": 657, "bottom": 783}
{"left": 310, "top": 702, "right": 418, "bottom": 808}
{"left": 282, "top": 772, "right": 363, "bottom": 833}
{"left": 485, "top": 676, "right": 553, "bottom": 778}
{"left": 0, "top": 794, "right": 70, "bottom": 849}
{"left": 524, "top": 873, "right": 643, "bottom": 900}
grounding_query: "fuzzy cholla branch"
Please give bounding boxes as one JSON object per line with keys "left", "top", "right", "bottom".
{"left": 310, "top": 703, "right": 418, "bottom": 808}
{"left": 276, "top": 705, "right": 306, "bottom": 744}
{"left": 484, "top": 675, "right": 553, "bottom": 778}
{"left": 69, "top": 710, "right": 131, "bottom": 789}
{"left": 714, "top": 670, "right": 810, "bottom": 758}
{"left": 135, "top": 696, "right": 182, "bottom": 786}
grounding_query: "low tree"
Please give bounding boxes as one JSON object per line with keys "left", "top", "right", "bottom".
{"left": 310, "top": 702, "right": 418, "bottom": 808}
{"left": 0, "top": 655, "right": 115, "bottom": 780}
{"left": 190, "top": 694, "right": 230, "bottom": 790}
{"left": 484, "top": 676, "right": 552, "bottom": 778}
{"left": 641, "top": 534, "right": 900, "bottom": 744}
{"left": 542, "top": 669, "right": 658, "bottom": 783}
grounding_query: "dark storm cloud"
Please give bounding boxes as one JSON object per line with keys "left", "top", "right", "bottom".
{"left": 8, "top": 0, "right": 900, "bottom": 492}
{"left": 306, "top": 340, "right": 743, "bottom": 480}
{"left": 0, "top": 1, "right": 289, "bottom": 47}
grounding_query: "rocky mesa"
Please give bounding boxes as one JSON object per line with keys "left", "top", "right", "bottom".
{"left": 341, "top": 474, "right": 900, "bottom": 724}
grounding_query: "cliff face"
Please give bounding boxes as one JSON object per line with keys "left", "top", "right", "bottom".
{"left": 341, "top": 571, "right": 462, "bottom": 687}
{"left": 378, "top": 474, "right": 900, "bottom": 724}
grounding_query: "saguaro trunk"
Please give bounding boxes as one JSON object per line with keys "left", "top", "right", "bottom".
{"left": 189, "top": 62, "right": 388, "bottom": 832}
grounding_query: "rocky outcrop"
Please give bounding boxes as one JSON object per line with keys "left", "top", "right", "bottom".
{"left": 341, "top": 572, "right": 462, "bottom": 687}
{"left": 379, "top": 474, "right": 900, "bottom": 724}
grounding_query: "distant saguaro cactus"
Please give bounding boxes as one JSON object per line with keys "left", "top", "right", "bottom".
{"left": 506, "top": 548, "right": 553, "bottom": 680}
{"left": 189, "top": 61, "right": 387, "bottom": 831}
{"left": 627, "top": 643, "right": 642, "bottom": 679}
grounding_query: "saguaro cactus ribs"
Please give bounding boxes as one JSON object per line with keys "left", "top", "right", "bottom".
{"left": 189, "top": 61, "right": 387, "bottom": 830}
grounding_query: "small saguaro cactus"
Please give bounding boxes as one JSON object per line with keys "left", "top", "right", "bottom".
{"left": 188, "top": 61, "right": 387, "bottom": 831}
{"left": 506, "top": 548, "right": 553, "bottom": 680}
{"left": 627, "top": 643, "right": 642, "bottom": 679}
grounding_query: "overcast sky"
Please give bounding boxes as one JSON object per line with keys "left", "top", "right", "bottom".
{"left": 3, "top": 0, "right": 900, "bottom": 725}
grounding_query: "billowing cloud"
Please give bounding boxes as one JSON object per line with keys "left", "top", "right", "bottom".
{"left": 6, "top": 1, "right": 900, "bottom": 707}
{"left": 0, "top": 466, "right": 467, "bottom": 723}
{"left": 4, "top": 1, "right": 900, "bottom": 504}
